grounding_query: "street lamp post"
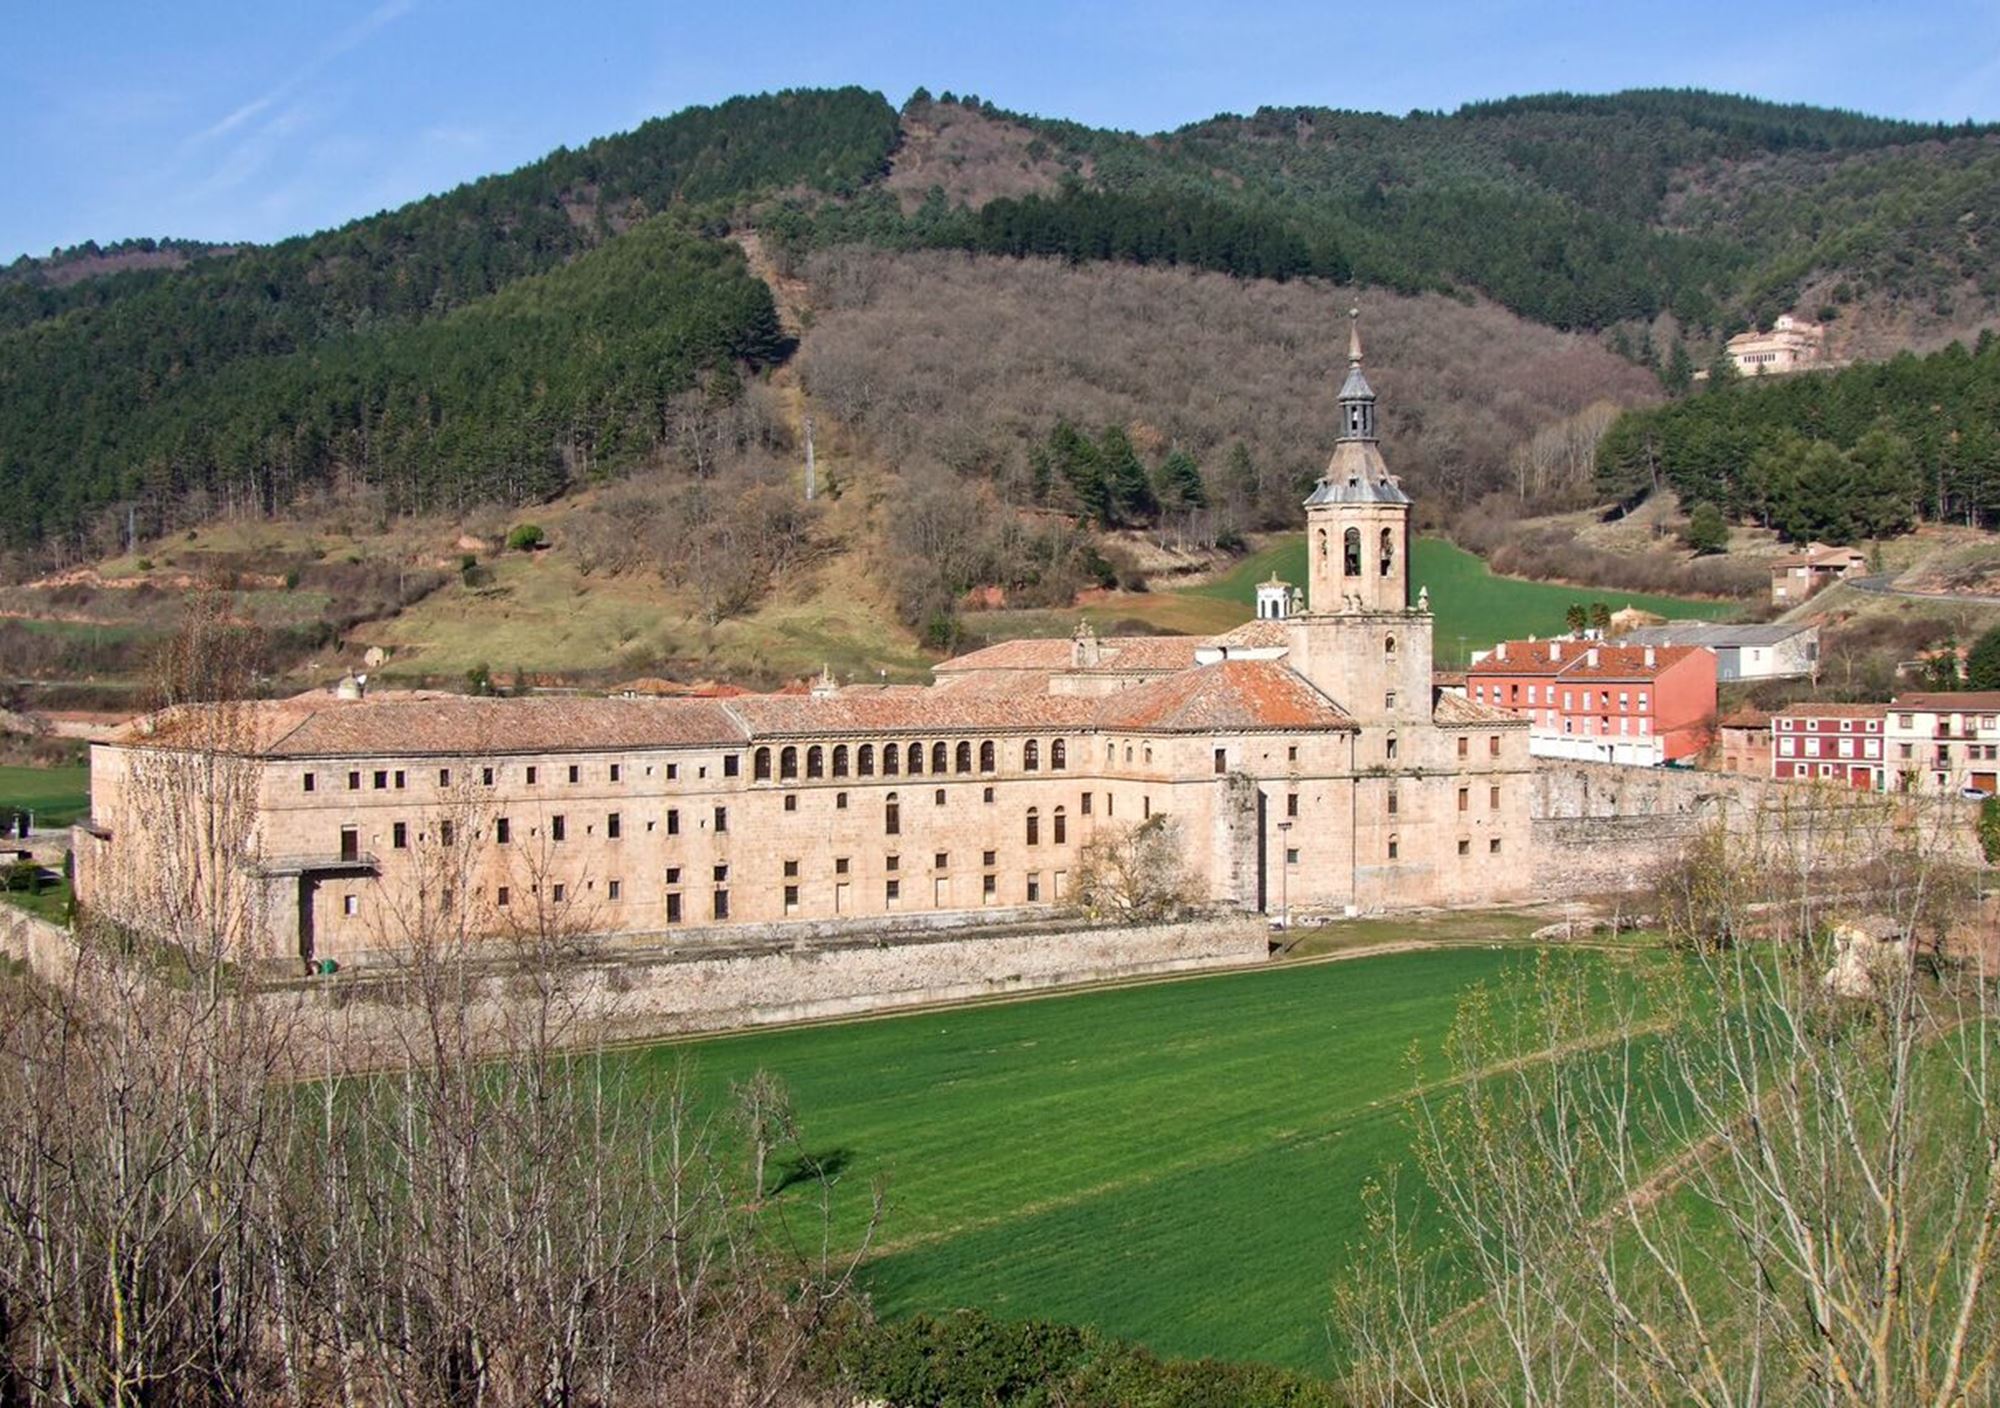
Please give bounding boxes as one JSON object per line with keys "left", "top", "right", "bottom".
{"left": 1276, "top": 819, "right": 1292, "bottom": 931}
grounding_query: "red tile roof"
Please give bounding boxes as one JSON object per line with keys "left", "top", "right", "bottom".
{"left": 1470, "top": 641, "right": 1703, "bottom": 683}
{"left": 1433, "top": 692, "right": 1527, "bottom": 727}
{"left": 1773, "top": 702, "right": 1888, "bottom": 720}
{"left": 935, "top": 635, "right": 1203, "bottom": 674}
{"left": 1093, "top": 661, "right": 1356, "bottom": 733}
{"left": 1892, "top": 692, "right": 2000, "bottom": 711}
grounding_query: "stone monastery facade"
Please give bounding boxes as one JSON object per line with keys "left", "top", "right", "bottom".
{"left": 75, "top": 316, "right": 1533, "bottom": 965}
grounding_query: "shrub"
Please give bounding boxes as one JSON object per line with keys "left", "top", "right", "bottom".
{"left": 1980, "top": 797, "right": 2000, "bottom": 865}
{"left": 1684, "top": 502, "right": 1728, "bottom": 555}
{"left": 505, "top": 523, "right": 546, "bottom": 552}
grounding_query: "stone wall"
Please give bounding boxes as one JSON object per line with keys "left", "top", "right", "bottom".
{"left": 273, "top": 913, "right": 1272, "bottom": 1060}
{"left": 1531, "top": 761, "right": 1980, "bottom": 898}
{"left": 0, "top": 905, "right": 73, "bottom": 982}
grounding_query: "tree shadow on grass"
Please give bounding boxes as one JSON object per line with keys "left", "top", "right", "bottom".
{"left": 769, "top": 1147, "right": 853, "bottom": 1195}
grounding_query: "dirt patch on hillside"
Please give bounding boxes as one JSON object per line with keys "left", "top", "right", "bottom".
{"left": 885, "top": 100, "right": 1086, "bottom": 213}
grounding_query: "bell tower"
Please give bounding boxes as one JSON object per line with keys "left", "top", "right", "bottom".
{"left": 1287, "top": 310, "right": 1432, "bottom": 727}
{"left": 1305, "top": 310, "right": 1410, "bottom": 616}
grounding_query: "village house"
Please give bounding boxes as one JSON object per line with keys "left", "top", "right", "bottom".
{"left": 1713, "top": 706, "right": 1773, "bottom": 777}
{"left": 74, "top": 314, "right": 1537, "bottom": 966}
{"left": 1770, "top": 542, "right": 1869, "bottom": 605}
{"left": 1771, "top": 702, "right": 1888, "bottom": 790}
{"left": 1619, "top": 621, "right": 1820, "bottom": 682}
{"left": 1465, "top": 638, "right": 1718, "bottom": 766}
{"left": 1883, "top": 692, "right": 2000, "bottom": 795}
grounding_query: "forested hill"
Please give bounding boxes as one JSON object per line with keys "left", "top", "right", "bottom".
{"left": 6, "top": 83, "right": 1999, "bottom": 565}
{"left": 781, "top": 90, "right": 2000, "bottom": 339}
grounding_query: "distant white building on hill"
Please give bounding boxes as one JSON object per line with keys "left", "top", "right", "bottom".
{"left": 1617, "top": 622, "right": 1820, "bottom": 682}
{"left": 1726, "top": 313, "right": 1829, "bottom": 376}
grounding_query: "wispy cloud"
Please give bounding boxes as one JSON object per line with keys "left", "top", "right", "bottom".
{"left": 180, "top": 0, "right": 414, "bottom": 153}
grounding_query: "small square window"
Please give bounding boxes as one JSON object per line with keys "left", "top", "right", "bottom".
{"left": 1490, "top": 838, "right": 1502, "bottom": 854}
{"left": 667, "top": 763, "right": 679, "bottom": 780}
{"left": 885, "top": 854, "right": 899, "bottom": 872}
{"left": 836, "top": 856, "right": 851, "bottom": 875}
{"left": 373, "top": 770, "right": 388, "bottom": 790}
{"left": 934, "top": 852, "right": 949, "bottom": 870}
{"left": 982, "top": 850, "right": 997, "bottom": 867}
{"left": 714, "top": 863, "right": 729, "bottom": 884}
{"left": 784, "top": 794, "right": 798, "bottom": 812}
{"left": 784, "top": 859, "right": 799, "bottom": 878}
{"left": 665, "top": 866, "right": 682, "bottom": 885}
{"left": 1285, "top": 847, "right": 1299, "bottom": 864}
{"left": 1458, "top": 838, "right": 1470, "bottom": 856}
{"left": 343, "top": 894, "right": 359, "bottom": 916}
{"left": 723, "top": 754, "right": 740, "bottom": 778}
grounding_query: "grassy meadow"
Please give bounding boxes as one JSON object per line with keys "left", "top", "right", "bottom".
{"left": 642, "top": 943, "right": 1624, "bottom": 1370}
{"left": 0, "top": 763, "right": 90, "bottom": 828}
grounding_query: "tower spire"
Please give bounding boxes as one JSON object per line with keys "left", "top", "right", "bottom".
{"left": 1347, "top": 305, "right": 1363, "bottom": 367}
{"left": 1336, "top": 306, "right": 1377, "bottom": 443}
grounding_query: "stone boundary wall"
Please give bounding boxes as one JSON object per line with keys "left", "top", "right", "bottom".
{"left": 1531, "top": 761, "right": 1980, "bottom": 898}
{"left": 270, "top": 914, "right": 1272, "bottom": 1062}
{"left": 0, "top": 905, "right": 73, "bottom": 982}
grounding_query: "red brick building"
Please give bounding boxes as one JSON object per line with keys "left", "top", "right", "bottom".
{"left": 1771, "top": 703, "right": 1888, "bottom": 789}
{"left": 1714, "top": 707, "right": 1773, "bottom": 777}
{"left": 1467, "top": 639, "right": 1718, "bottom": 765}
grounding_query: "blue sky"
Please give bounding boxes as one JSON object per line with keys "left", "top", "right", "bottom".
{"left": 7, "top": 0, "right": 2000, "bottom": 263}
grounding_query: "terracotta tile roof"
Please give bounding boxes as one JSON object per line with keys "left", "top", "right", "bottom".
{"left": 1470, "top": 641, "right": 1704, "bottom": 683}
{"left": 114, "top": 694, "right": 748, "bottom": 757}
{"left": 1718, "top": 707, "right": 1773, "bottom": 729}
{"left": 934, "top": 635, "right": 1202, "bottom": 674}
{"left": 1892, "top": 692, "right": 2000, "bottom": 711}
{"left": 1774, "top": 702, "right": 1889, "bottom": 720}
{"left": 1432, "top": 692, "right": 1527, "bottom": 727}
{"left": 1093, "top": 661, "right": 1356, "bottom": 733}
{"left": 1205, "top": 619, "right": 1292, "bottom": 651}
{"left": 724, "top": 690, "right": 1096, "bottom": 738}
{"left": 1770, "top": 545, "right": 1868, "bottom": 569}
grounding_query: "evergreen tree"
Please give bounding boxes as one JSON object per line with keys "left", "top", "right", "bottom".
{"left": 1153, "top": 449, "right": 1207, "bottom": 512}
{"left": 1096, "top": 425, "right": 1156, "bottom": 525}
{"left": 1967, "top": 626, "right": 2000, "bottom": 691}
{"left": 1662, "top": 340, "right": 1694, "bottom": 396}
{"left": 1684, "top": 502, "right": 1729, "bottom": 554}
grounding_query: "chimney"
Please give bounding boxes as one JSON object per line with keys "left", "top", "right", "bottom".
{"left": 1644, "top": 646, "right": 1656, "bottom": 668}
{"left": 810, "top": 664, "right": 837, "bottom": 699}
{"left": 1495, "top": 641, "right": 1508, "bottom": 662}
{"left": 1587, "top": 648, "right": 1599, "bottom": 668}
{"left": 1550, "top": 642, "right": 1562, "bottom": 662}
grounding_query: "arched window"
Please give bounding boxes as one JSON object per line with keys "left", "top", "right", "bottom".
{"left": 780, "top": 746, "right": 798, "bottom": 780}
{"left": 806, "top": 746, "right": 824, "bottom": 780}
{"left": 832, "top": 745, "right": 849, "bottom": 778}
{"left": 931, "top": 741, "right": 948, "bottom": 774}
{"left": 980, "top": 740, "right": 996, "bottom": 772}
{"left": 1053, "top": 807, "right": 1067, "bottom": 844}
{"left": 753, "top": 747, "right": 772, "bottom": 781}
{"left": 1026, "top": 808, "right": 1040, "bottom": 846}
{"left": 1318, "top": 527, "right": 1328, "bottom": 563}
{"left": 885, "top": 792, "right": 901, "bottom": 836}
{"left": 908, "top": 742, "right": 924, "bottom": 775}
{"left": 858, "top": 744, "right": 875, "bottom": 776}
{"left": 1379, "top": 527, "right": 1395, "bottom": 578}
{"left": 1023, "top": 740, "right": 1041, "bottom": 772}
{"left": 955, "top": 741, "right": 972, "bottom": 773}
{"left": 1343, "top": 527, "right": 1362, "bottom": 577}
{"left": 1384, "top": 634, "right": 1397, "bottom": 658}
{"left": 1051, "top": 739, "right": 1067, "bottom": 771}
{"left": 883, "top": 744, "right": 900, "bottom": 776}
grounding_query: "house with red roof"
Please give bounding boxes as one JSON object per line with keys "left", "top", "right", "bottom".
{"left": 1465, "top": 638, "right": 1718, "bottom": 766}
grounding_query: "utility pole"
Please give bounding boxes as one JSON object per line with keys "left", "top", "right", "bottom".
{"left": 803, "top": 414, "right": 816, "bottom": 501}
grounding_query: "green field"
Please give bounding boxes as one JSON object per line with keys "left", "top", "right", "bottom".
{"left": 0, "top": 764, "right": 90, "bottom": 828}
{"left": 647, "top": 945, "right": 1613, "bottom": 1371}
{"left": 1197, "top": 538, "right": 1740, "bottom": 666}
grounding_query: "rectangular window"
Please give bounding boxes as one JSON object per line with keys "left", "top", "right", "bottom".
{"left": 886, "top": 879, "right": 901, "bottom": 902}
{"left": 1490, "top": 838, "right": 1502, "bottom": 854}
{"left": 610, "top": 763, "right": 622, "bottom": 782}
{"left": 1457, "top": 787, "right": 1468, "bottom": 813}
{"left": 348, "top": 770, "right": 361, "bottom": 791}
{"left": 1457, "top": 736, "right": 1468, "bottom": 759}
{"left": 552, "top": 883, "right": 566, "bottom": 904}
{"left": 1490, "top": 785, "right": 1500, "bottom": 809}
{"left": 1287, "top": 793, "right": 1301, "bottom": 818}
{"left": 303, "top": 772, "right": 316, "bottom": 792}
{"left": 482, "top": 766, "right": 494, "bottom": 786}
{"left": 1387, "top": 790, "right": 1398, "bottom": 816}
{"left": 983, "top": 849, "right": 997, "bottom": 867}
{"left": 526, "top": 766, "right": 538, "bottom": 785}
{"left": 1458, "top": 838, "right": 1470, "bottom": 856}
{"left": 373, "top": 770, "right": 388, "bottom": 790}
{"left": 497, "top": 886, "right": 510, "bottom": 908}
{"left": 1288, "top": 745, "right": 1299, "bottom": 763}
{"left": 1027, "top": 874, "right": 1042, "bottom": 903}
{"left": 713, "top": 890, "right": 730, "bottom": 920}
{"left": 713, "top": 864, "right": 729, "bottom": 884}
{"left": 666, "top": 763, "right": 679, "bottom": 780}
{"left": 608, "top": 879, "right": 622, "bottom": 901}
{"left": 1388, "top": 838, "right": 1399, "bottom": 860}
{"left": 393, "top": 822, "right": 408, "bottom": 849}
{"left": 982, "top": 786, "right": 995, "bottom": 804}
{"left": 885, "top": 854, "right": 899, "bottom": 871}
{"left": 1214, "top": 748, "right": 1227, "bottom": 775}
{"left": 836, "top": 856, "right": 851, "bottom": 875}
{"left": 934, "top": 788, "right": 946, "bottom": 806}
{"left": 723, "top": 754, "right": 740, "bottom": 778}
{"left": 837, "top": 792, "right": 849, "bottom": 810}
{"left": 1080, "top": 792, "right": 1093, "bottom": 816}
{"left": 784, "top": 884, "right": 800, "bottom": 910}
{"left": 394, "top": 770, "right": 405, "bottom": 789}
{"left": 568, "top": 764, "right": 580, "bottom": 783}
{"left": 784, "top": 794, "right": 797, "bottom": 812}
{"left": 934, "top": 852, "right": 949, "bottom": 870}
{"left": 666, "top": 893, "right": 682, "bottom": 924}
{"left": 551, "top": 815, "right": 566, "bottom": 842}
{"left": 713, "top": 806, "right": 728, "bottom": 834}
{"left": 607, "top": 812, "right": 621, "bottom": 839}
{"left": 1285, "top": 847, "right": 1299, "bottom": 864}
{"left": 343, "top": 895, "right": 359, "bottom": 916}
{"left": 666, "top": 808, "right": 680, "bottom": 835}
{"left": 983, "top": 873, "right": 997, "bottom": 900}
{"left": 785, "top": 859, "right": 800, "bottom": 878}
{"left": 339, "top": 826, "right": 359, "bottom": 862}
{"left": 439, "top": 820, "right": 455, "bottom": 846}
{"left": 496, "top": 818, "right": 511, "bottom": 844}
{"left": 438, "top": 768, "right": 451, "bottom": 787}
{"left": 665, "top": 866, "right": 681, "bottom": 885}
{"left": 1489, "top": 735, "right": 1501, "bottom": 757}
